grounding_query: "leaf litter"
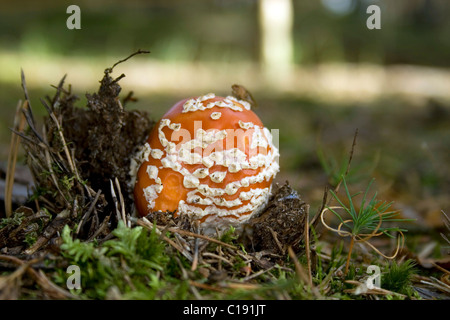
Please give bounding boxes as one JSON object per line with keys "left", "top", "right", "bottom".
{"left": 0, "top": 51, "right": 448, "bottom": 300}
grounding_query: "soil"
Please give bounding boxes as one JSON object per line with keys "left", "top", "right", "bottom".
{"left": 242, "top": 182, "right": 308, "bottom": 255}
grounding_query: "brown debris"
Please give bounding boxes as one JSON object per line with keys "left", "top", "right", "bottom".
{"left": 1, "top": 51, "right": 154, "bottom": 252}
{"left": 137, "top": 188, "right": 310, "bottom": 288}
{"left": 0, "top": 207, "right": 50, "bottom": 249}
{"left": 57, "top": 57, "right": 154, "bottom": 211}
{"left": 241, "top": 182, "right": 308, "bottom": 255}
{"left": 0, "top": 254, "right": 75, "bottom": 299}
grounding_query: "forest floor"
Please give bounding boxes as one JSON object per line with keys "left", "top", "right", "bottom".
{"left": 0, "top": 54, "right": 449, "bottom": 300}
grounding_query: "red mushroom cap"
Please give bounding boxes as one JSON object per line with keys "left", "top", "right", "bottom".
{"left": 133, "top": 93, "right": 279, "bottom": 228}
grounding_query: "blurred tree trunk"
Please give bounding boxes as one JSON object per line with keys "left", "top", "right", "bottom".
{"left": 259, "top": 0, "right": 294, "bottom": 86}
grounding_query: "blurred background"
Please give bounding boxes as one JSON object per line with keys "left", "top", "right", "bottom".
{"left": 0, "top": 0, "right": 449, "bottom": 229}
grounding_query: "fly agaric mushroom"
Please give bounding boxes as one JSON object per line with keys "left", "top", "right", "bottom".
{"left": 133, "top": 93, "right": 279, "bottom": 230}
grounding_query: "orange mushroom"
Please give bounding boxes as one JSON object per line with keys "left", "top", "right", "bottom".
{"left": 133, "top": 93, "right": 279, "bottom": 229}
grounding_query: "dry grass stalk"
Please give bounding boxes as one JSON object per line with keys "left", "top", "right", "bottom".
{"left": 303, "top": 204, "right": 312, "bottom": 287}
{"left": 18, "top": 75, "right": 90, "bottom": 213}
{"left": 288, "top": 246, "right": 321, "bottom": 298}
{"left": 1, "top": 69, "right": 126, "bottom": 256}
{"left": 5, "top": 100, "right": 27, "bottom": 218}
{"left": 344, "top": 280, "right": 408, "bottom": 298}
{"left": 288, "top": 246, "right": 309, "bottom": 284}
{"left": 202, "top": 252, "right": 233, "bottom": 267}
{"left": 137, "top": 217, "right": 193, "bottom": 261}
{"left": 136, "top": 213, "right": 303, "bottom": 297}
{"left": 0, "top": 263, "right": 28, "bottom": 299}
{"left": 418, "top": 276, "right": 450, "bottom": 295}
{"left": 137, "top": 217, "right": 237, "bottom": 250}
{"left": 441, "top": 210, "right": 450, "bottom": 247}
{"left": 188, "top": 280, "right": 227, "bottom": 293}
{"left": 110, "top": 178, "right": 128, "bottom": 227}
{"left": 24, "top": 209, "right": 70, "bottom": 255}
{"left": 0, "top": 254, "right": 76, "bottom": 299}
{"left": 191, "top": 235, "right": 200, "bottom": 271}
{"left": 75, "top": 189, "right": 102, "bottom": 236}
{"left": 114, "top": 178, "right": 127, "bottom": 226}
{"left": 312, "top": 129, "right": 358, "bottom": 227}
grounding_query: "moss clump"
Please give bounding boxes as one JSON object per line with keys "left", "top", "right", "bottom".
{"left": 57, "top": 221, "right": 189, "bottom": 299}
{"left": 382, "top": 259, "right": 417, "bottom": 297}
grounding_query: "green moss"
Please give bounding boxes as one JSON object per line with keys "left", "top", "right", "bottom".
{"left": 24, "top": 231, "right": 38, "bottom": 246}
{"left": 56, "top": 221, "right": 186, "bottom": 299}
{"left": 219, "top": 226, "right": 238, "bottom": 245}
{"left": 0, "top": 212, "right": 25, "bottom": 229}
{"left": 381, "top": 259, "right": 417, "bottom": 297}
